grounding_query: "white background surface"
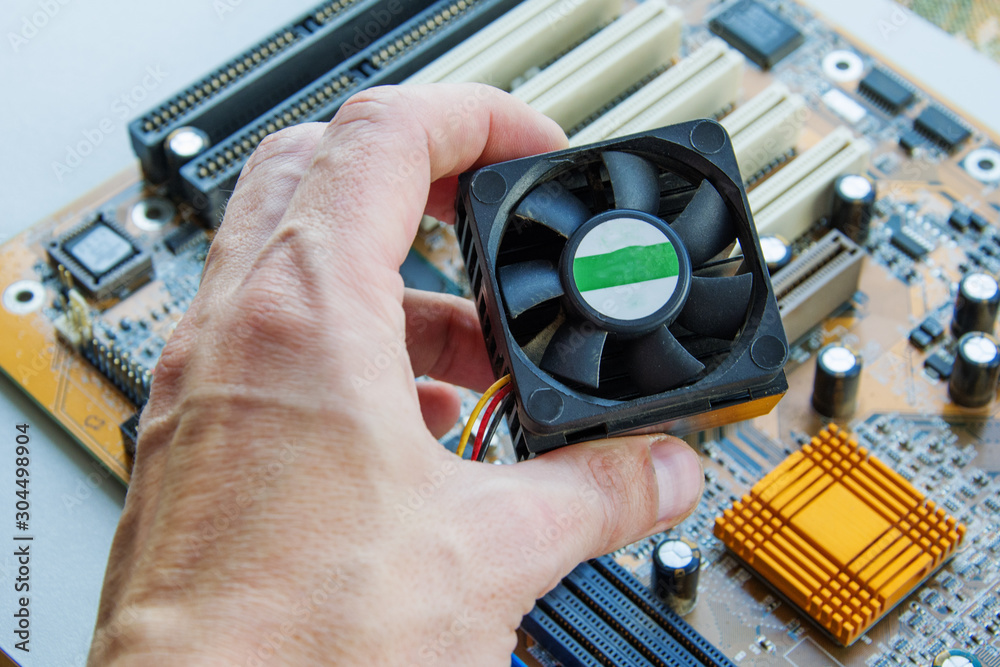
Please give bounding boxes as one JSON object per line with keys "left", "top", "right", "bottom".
{"left": 0, "top": 0, "right": 998, "bottom": 664}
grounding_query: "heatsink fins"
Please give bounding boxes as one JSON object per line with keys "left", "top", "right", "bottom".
{"left": 405, "top": 0, "right": 621, "bottom": 90}
{"left": 721, "top": 82, "right": 806, "bottom": 182}
{"left": 569, "top": 38, "right": 742, "bottom": 146}
{"left": 511, "top": 0, "right": 683, "bottom": 130}
{"left": 749, "top": 126, "right": 871, "bottom": 241}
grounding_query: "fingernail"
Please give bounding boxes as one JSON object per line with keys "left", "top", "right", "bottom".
{"left": 650, "top": 438, "right": 703, "bottom": 522}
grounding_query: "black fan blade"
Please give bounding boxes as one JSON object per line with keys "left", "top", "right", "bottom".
{"left": 497, "top": 260, "right": 565, "bottom": 318}
{"left": 629, "top": 325, "right": 705, "bottom": 394}
{"left": 603, "top": 151, "right": 660, "bottom": 214}
{"left": 540, "top": 321, "right": 607, "bottom": 389}
{"left": 675, "top": 273, "right": 753, "bottom": 339}
{"left": 669, "top": 180, "right": 737, "bottom": 267}
{"left": 514, "top": 181, "right": 591, "bottom": 237}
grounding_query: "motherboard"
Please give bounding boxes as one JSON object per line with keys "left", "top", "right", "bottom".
{"left": 2, "top": 0, "right": 1000, "bottom": 663}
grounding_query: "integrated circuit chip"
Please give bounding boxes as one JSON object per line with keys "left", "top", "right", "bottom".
{"left": 858, "top": 68, "right": 914, "bottom": 114}
{"left": 709, "top": 0, "right": 804, "bottom": 69}
{"left": 914, "top": 106, "right": 971, "bottom": 152}
{"left": 47, "top": 214, "right": 153, "bottom": 301}
{"left": 714, "top": 424, "right": 965, "bottom": 646}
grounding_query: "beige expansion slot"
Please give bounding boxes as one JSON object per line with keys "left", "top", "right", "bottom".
{"left": 510, "top": 0, "right": 683, "bottom": 130}
{"left": 720, "top": 82, "right": 806, "bottom": 182}
{"left": 568, "top": 38, "right": 742, "bottom": 147}
{"left": 404, "top": 0, "right": 621, "bottom": 90}
{"left": 749, "top": 126, "right": 871, "bottom": 241}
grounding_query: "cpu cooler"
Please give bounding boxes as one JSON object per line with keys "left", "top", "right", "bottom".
{"left": 455, "top": 121, "right": 788, "bottom": 458}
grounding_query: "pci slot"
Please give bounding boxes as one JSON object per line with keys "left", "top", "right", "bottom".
{"left": 180, "top": 0, "right": 520, "bottom": 223}
{"left": 511, "top": 1, "right": 683, "bottom": 131}
{"left": 569, "top": 38, "right": 742, "bottom": 146}
{"left": 522, "top": 556, "right": 735, "bottom": 667}
{"left": 130, "top": 0, "right": 430, "bottom": 183}
{"left": 771, "top": 230, "right": 864, "bottom": 343}
{"left": 720, "top": 82, "right": 806, "bottom": 182}
{"left": 405, "top": 0, "right": 621, "bottom": 90}
{"left": 748, "top": 127, "right": 871, "bottom": 241}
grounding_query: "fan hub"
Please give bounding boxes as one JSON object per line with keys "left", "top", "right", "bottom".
{"left": 560, "top": 210, "right": 692, "bottom": 337}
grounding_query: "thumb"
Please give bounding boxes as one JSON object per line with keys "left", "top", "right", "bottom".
{"left": 511, "top": 435, "right": 703, "bottom": 579}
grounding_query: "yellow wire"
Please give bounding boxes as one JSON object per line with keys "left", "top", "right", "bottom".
{"left": 455, "top": 375, "right": 511, "bottom": 459}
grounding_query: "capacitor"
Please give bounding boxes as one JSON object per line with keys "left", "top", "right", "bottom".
{"left": 759, "top": 235, "right": 793, "bottom": 274}
{"left": 932, "top": 648, "right": 983, "bottom": 667}
{"left": 952, "top": 272, "right": 1000, "bottom": 337}
{"left": 652, "top": 537, "right": 700, "bottom": 615}
{"left": 948, "top": 332, "right": 1000, "bottom": 408}
{"left": 831, "top": 174, "right": 876, "bottom": 243}
{"left": 165, "top": 126, "right": 211, "bottom": 172}
{"left": 811, "top": 344, "right": 862, "bottom": 418}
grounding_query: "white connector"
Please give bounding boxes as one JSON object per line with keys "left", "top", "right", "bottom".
{"left": 511, "top": 1, "right": 682, "bottom": 129}
{"left": 568, "top": 38, "right": 741, "bottom": 146}
{"left": 722, "top": 82, "right": 807, "bottom": 182}
{"left": 404, "top": 0, "right": 621, "bottom": 88}
{"left": 749, "top": 127, "right": 872, "bottom": 241}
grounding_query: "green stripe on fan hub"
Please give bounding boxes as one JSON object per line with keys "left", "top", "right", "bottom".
{"left": 571, "top": 217, "right": 680, "bottom": 321}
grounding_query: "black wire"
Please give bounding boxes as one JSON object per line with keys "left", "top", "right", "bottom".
{"left": 477, "top": 393, "right": 514, "bottom": 462}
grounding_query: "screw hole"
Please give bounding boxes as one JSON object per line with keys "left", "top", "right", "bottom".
{"left": 978, "top": 158, "right": 995, "bottom": 171}
{"left": 15, "top": 290, "right": 33, "bottom": 303}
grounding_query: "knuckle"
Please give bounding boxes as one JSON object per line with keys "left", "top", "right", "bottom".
{"left": 240, "top": 126, "right": 316, "bottom": 180}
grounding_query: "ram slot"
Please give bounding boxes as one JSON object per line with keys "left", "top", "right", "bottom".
{"left": 720, "top": 82, "right": 806, "bottom": 182}
{"left": 130, "top": 0, "right": 430, "bottom": 183}
{"left": 771, "top": 230, "right": 864, "bottom": 343}
{"left": 180, "top": 0, "right": 519, "bottom": 223}
{"left": 749, "top": 127, "right": 871, "bottom": 241}
{"left": 406, "top": 0, "right": 621, "bottom": 90}
{"left": 569, "top": 38, "right": 740, "bottom": 146}
{"left": 511, "top": 1, "right": 682, "bottom": 130}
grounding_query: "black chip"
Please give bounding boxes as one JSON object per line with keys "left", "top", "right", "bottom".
{"left": 163, "top": 223, "right": 205, "bottom": 254}
{"left": 899, "top": 129, "right": 925, "bottom": 154}
{"left": 709, "top": 0, "right": 804, "bottom": 69}
{"left": 909, "top": 328, "right": 932, "bottom": 350}
{"left": 47, "top": 214, "right": 154, "bottom": 300}
{"left": 914, "top": 106, "right": 971, "bottom": 151}
{"left": 925, "top": 353, "right": 954, "bottom": 379}
{"left": 891, "top": 230, "right": 929, "bottom": 259}
{"left": 858, "top": 68, "right": 914, "bottom": 114}
{"left": 967, "top": 249, "right": 984, "bottom": 266}
{"left": 919, "top": 317, "right": 944, "bottom": 340}
{"left": 970, "top": 211, "right": 991, "bottom": 232}
{"left": 949, "top": 208, "right": 971, "bottom": 231}
{"left": 120, "top": 412, "right": 141, "bottom": 457}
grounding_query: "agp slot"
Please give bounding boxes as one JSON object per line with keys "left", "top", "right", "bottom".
{"left": 405, "top": 0, "right": 620, "bottom": 90}
{"left": 771, "top": 229, "right": 864, "bottom": 343}
{"left": 180, "top": 0, "right": 518, "bottom": 223}
{"left": 748, "top": 126, "right": 871, "bottom": 241}
{"left": 130, "top": 0, "right": 429, "bottom": 183}
{"left": 569, "top": 39, "right": 742, "bottom": 146}
{"left": 720, "top": 82, "right": 806, "bottom": 182}
{"left": 523, "top": 556, "right": 734, "bottom": 667}
{"left": 511, "top": 1, "right": 682, "bottom": 130}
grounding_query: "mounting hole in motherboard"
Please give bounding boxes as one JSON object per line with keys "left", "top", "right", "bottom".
{"left": 822, "top": 50, "right": 863, "bottom": 82}
{"left": 130, "top": 197, "right": 177, "bottom": 231}
{"left": 3, "top": 280, "right": 46, "bottom": 315}
{"left": 964, "top": 147, "right": 1000, "bottom": 182}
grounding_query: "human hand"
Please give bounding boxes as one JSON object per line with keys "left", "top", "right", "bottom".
{"left": 90, "top": 83, "right": 703, "bottom": 666}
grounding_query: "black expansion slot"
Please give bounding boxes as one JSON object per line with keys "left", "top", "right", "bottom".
{"left": 130, "top": 0, "right": 433, "bottom": 183}
{"left": 179, "top": 0, "right": 519, "bottom": 224}
{"left": 522, "top": 556, "right": 736, "bottom": 667}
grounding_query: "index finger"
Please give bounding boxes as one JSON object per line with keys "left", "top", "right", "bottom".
{"left": 281, "top": 83, "right": 568, "bottom": 272}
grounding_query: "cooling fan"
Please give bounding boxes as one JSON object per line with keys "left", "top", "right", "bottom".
{"left": 455, "top": 121, "right": 788, "bottom": 458}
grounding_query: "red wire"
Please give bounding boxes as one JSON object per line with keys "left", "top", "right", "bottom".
{"left": 471, "top": 384, "right": 511, "bottom": 462}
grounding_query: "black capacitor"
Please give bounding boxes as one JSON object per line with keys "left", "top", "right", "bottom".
{"left": 760, "top": 235, "right": 793, "bottom": 274}
{"left": 831, "top": 174, "right": 876, "bottom": 243}
{"left": 949, "top": 332, "right": 1000, "bottom": 408}
{"left": 811, "top": 344, "right": 862, "bottom": 418}
{"left": 652, "top": 537, "right": 700, "bottom": 615}
{"left": 952, "top": 272, "right": 1000, "bottom": 337}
